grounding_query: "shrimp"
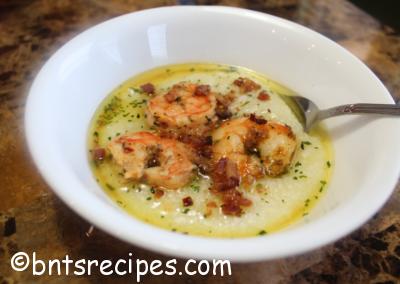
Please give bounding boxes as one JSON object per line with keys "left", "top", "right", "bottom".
{"left": 108, "top": 132, "right": 195, "bottom": 189}
{"left": 258, "top": 121, "right": 297, "bottom": 176}
{"left": 212, "top": 118, "right": 264, "bottom": 185}
{"left": 212, "top": 115, "right": 297, "bottom": 183}
{"left": 146, "top": 82, "right": 217, "bottom": 135}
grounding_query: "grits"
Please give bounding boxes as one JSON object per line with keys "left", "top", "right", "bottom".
{"left": 88, "top": 63, "right": 333, "bottom": 237}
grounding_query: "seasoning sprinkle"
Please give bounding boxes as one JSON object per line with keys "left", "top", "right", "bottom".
{"left": 258, "top": 230, "right": 267, "bottom": 235}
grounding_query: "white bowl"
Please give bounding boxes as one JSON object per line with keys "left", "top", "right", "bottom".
{"left": 25, "top": 6, "right": 400, "bottom": 262}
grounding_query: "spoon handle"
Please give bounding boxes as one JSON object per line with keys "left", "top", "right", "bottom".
{"left": 318, "top": 103, "right": 400, "bottom": 120}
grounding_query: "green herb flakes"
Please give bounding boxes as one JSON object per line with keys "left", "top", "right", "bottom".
{"left": 258, "top": 230, "right": 267, "bottom": 236}
{"left": 300, "top": 141, "right": 312, "bottom": 150}
{"left": 106, "top": 183, "right": 115, "bottom": 191}
{"left": 98, "top": 96, "right": 123, "bottom": 125}
{"left": 130, "top": 99, "right": 147, "bottom": 108}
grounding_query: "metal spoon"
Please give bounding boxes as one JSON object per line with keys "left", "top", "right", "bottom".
{"left": 280, "top": 95, "right": 400, "bottom": 131}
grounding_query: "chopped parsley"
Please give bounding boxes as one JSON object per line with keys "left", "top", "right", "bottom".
{"left": 319, "top": 180, "right": 327, "bottom": 192}
{"left": 128, "top": 87, "right": 143, "bottom": 94}
{"left": 241, "top": 101, "right": 250, "bottom": 107}
{"left": 258, "top": 230, "right": 267, "bottom": 235}
{"left": 300, "top": 141, "right": 312, "bottom": 150}
{"left": 129, "top": 99, "right": 147, "bottom": 108}
{"left": 223, "top": 66, "right": 238, "bottom": 73}
{"left": 97, "top": 96, "right": 123, "bottom": 125}
{"left": 191, "top": 184, "right": 200, "bottom": 192}
{"left": 105, "top": 183, "right": 115, "bottom": 191}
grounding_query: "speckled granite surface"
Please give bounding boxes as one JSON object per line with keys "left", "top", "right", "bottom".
{"left": 0, "top": 0, "right": 399, "bottom": 283}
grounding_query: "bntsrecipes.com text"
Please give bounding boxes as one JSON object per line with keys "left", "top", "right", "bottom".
{"left": 11, "top": 252, "right": 232, "bottom": 282}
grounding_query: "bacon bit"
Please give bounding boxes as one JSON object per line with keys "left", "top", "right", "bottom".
{"left": 215, "top": 93, "right": 235, "bottom": 120}
{"left": 244, "top": 138, "right": 259, "bottom": 156}
{"left": 179, "top": 134, "right": 212, "bottom": 148}
{"left": 176, "top": 134, "right": 213, "bottom": 160}
{"left": 146, "top": 156, "right": 160, "bottom": 168}
{"left": 220, "top": 189, "right": 252, "bottom": 216}
{"left": 257, "top": 90, "right": 270, "bottom": 101}
{"left": 221, "top": 202, "right": 242, "bottom": 216}
{"left": 215, "top": 101, "right": 232, "bottom": 120}
{"left": 164, "top": 90, "right": 178, "bottom": 103}
{"left": 92, "top": 148, "right": 106, "bottom": 161}
{"left": 153, "top": 116, "right": 169, "bottom": 128}
{"left": 146, "top": 145, "right": 161, "bottom": 168}
{"left": 241, "top": 175, "right": 257, "bottom": 187}
{"left": 204, "top": 209, "right": 213, "bottom": 218}
{"left": 249, "top": 113, "right": 267, "bottom": 125}
{"left": 154, "top": 189, "right": 164, "bottom": 199}
{"left": 157, "top": 131, "right": 212, "bottom": 170}
{"left": 217, "top": 90, "right": 236, "bottom": 104}
{"left": 213, "top": 158, "right": 240, "bottom": 192}
{"left": 182, "top": 196, "right": 193, "bottom": 207}
{"left": 233, "top": 77, "right": 261, "bottom": 93}
{"left": 200, "top": 147, "right": 212, "bottom": 159}
{"left": 204, "top": 136, "right": 213, "bottom": 145}
{"left": 140, "top": 83, "right": 155, "bottom": 95}
{"left": 194, "top": 84, "right": 210, "bottom": 96}
{"left": 123, "top": 147, "right": 133, "bottom": 153}
{"left": 239, "top": 197, "right": 252, "bottom": 207}
{"left": 195, "top": 157, "right": 211, "bottom": 175}
{"left": 210, "top": 158, "right": 253, "bottom": 216}
{"left": 245, "top": 127, "right": 267, "bottom": 156}
{"left": 204, "top": 201, "right": 218, "bottom": 218}
{"left": 122, "top": 143, "right": 133, "bottom": 153}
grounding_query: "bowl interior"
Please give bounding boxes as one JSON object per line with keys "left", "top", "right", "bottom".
{"left": 26, "top": 6, "right": 400, "bottom": 261}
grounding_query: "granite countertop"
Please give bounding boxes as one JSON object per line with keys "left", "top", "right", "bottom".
{"left": 0, "top": 0, "right": 399, "bottom": 283}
